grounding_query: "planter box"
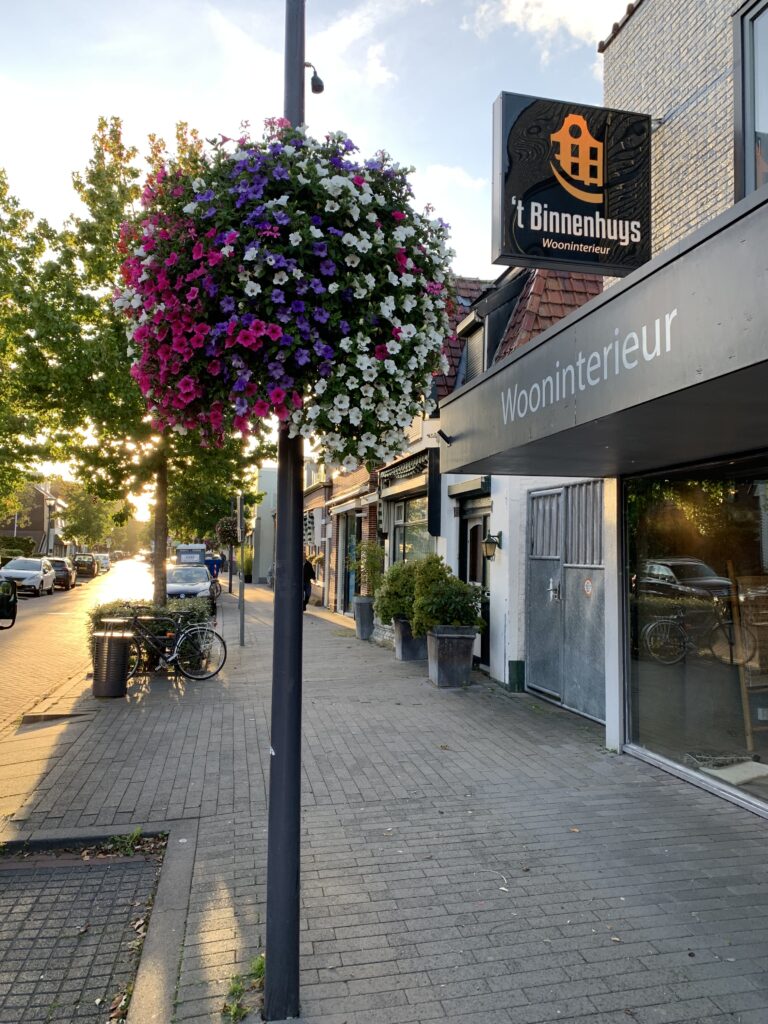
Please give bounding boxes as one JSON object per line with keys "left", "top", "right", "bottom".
{"left": 393, "top": 617, "right": 427, "bottom": 661}
{"left": 427, "top": 626, "right": 476, "bottom": 687}
{"left": 353, "top": 596, "right": 375, "bottom": 641}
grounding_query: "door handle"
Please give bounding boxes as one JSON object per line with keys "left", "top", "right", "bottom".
{"left": 547, "top": 577, "right": 561, "bottom": 602}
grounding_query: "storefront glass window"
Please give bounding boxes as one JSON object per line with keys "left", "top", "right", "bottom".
{"left": 392, "top": 496, "right": 433, "bottom": 562}
{"left": 755, "top": 8, "right": 768, "bottom": 188}
{"left": 626, "top": 469, "right": 768, "bottom": 803}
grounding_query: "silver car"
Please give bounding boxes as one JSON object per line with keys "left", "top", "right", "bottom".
{"left": 0, "top": 557, "right": 56, "bottom": 597}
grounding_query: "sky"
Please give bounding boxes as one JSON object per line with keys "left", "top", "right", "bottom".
{"left": 0, "top": 0, "right": 631, "bottom": 281}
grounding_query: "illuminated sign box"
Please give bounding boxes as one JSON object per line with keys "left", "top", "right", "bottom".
{"left": 492, "top": 92, "right": 651, "bottom": 277}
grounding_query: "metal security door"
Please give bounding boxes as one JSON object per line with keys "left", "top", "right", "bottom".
{"left": 526, "top": 490, "right": 565, "bottom": 699}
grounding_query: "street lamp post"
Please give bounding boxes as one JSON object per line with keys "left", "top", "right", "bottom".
{"left": 46, "top": 500, "right": 56, "bottom": 556}
{"left": 264, "top": 2, "right": 306, "bottom": 1019}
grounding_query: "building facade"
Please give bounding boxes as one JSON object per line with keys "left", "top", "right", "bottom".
{"left": 440, "top": 0, "right": 768, "bottom": 817}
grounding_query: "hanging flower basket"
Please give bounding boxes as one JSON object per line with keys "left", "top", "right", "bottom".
{"left": 215, "top": 515, "right": 239, "bottom": 547}
{"left": 116, "top": 120, "right": 454, "bottom": 469}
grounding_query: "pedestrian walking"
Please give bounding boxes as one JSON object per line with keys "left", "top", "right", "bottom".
{"left": 303, "top": 557, "right": 315, "bottom": 611}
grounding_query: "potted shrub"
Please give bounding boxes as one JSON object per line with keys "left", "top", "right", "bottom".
{"left": 352, "top": 541, "right": 385, "bottom": 641}
{"left": 412, "top": 556, "right": 485, "bottom": 687}
{"left": 241, "top": 547, "right": 253, "bottom": 584}
{"left": 374, "top": 560, "right": 426, "bottom": 660}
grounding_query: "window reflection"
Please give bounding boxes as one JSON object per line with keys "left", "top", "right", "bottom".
{"left": 627, "top": 475, "right": 768, "bottom": 804}
{"left": 755, "top": 10, "right": 768, "bottom": 187}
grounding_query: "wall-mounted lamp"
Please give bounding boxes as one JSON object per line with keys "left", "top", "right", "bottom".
{"left": 304, "top": 61, "right": 324, "bottom": 94}
{"left": 431, "top": 429, "right": 453, "bottom": 446}
{"left": 482, "top": 532, "right": 502, "bottom": 560}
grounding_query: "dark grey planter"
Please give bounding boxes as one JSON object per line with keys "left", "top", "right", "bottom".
{"left": 353, "top": 596, "right": 375, "bottom": 641}
{"left": 393, "top": 616, "right": 427, "bottom": 661}
{"left": 427, "top": 626, "right": 477, "bottom": 687}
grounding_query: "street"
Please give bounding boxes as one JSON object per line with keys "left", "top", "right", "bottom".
{"left": 0, "top": 557, "right": 152, "bottom": 734}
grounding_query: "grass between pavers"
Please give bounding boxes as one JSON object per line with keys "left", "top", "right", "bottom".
{"left": 0, "top": 828, "right": 167, "bottom": 1023}
{"left": 221, "top": 954, "right": 265, "bottom": 1022}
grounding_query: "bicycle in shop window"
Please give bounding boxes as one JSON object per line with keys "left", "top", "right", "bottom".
{"left": 641, "top": 597, "right": 756, "bottom": 667}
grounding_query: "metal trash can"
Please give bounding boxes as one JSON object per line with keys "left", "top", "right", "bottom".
{"left": 92, "top": 631, "right": 132, "bottom": 698}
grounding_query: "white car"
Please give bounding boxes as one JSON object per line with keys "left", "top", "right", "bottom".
{"left": 94, "top": 553, "right": 111, "bottom": 573}
{"left": 0, "top": 557, "right": 56, "bottom": 597}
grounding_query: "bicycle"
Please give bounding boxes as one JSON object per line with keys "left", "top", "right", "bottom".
{"left": 123, "top": 608, "right": 227, "bottom": 680}
{"left": 642, "top": 602, "right": 756, "bottom": 667}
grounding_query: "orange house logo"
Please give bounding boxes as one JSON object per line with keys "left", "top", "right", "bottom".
{"left": 550, "top": 113, "right": 604, "bottom": 204}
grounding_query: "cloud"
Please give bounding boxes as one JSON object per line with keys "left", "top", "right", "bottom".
{"left": 464, "top": 1, "right": 628, "bottom": 58}
{"left": 365, "top": 43, "right": 397, "bottom": 86}
{"left": 411, "top": 164, "right": 498, "bottom": 279}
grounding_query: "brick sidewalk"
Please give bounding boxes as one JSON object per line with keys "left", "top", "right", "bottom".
{"left": 1, "top": 586, "right": 768, "bottom": 1023}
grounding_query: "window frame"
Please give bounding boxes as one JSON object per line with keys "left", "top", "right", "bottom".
{"left": 735, "top": 0, "right": 768, "bottom": 199}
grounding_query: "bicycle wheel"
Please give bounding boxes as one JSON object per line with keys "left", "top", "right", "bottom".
{"left": 175, "top": 625, "right": 227, "bottom": 680}
{"left": 643, "top": 619, "right": 688, "bottom": 665}
{"left": 709, "top": 621, "right": 756, "bottom": 666}
{"left": 126, "top": 639, "right": 144, "bottom": 680}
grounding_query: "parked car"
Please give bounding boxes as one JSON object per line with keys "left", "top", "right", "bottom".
{"left": 92, "top": 552, "right": 111, "bottom": 573}
{"left": 0, "top": 557, "right": 56, "bottom": 596}
{"left": 637, "top": 557, "right": 732, "bottom": 600}
{"left": 49, "top": 557, "right": 78, "bottom": 590}
{"left": 74, "top": 553, "right": 99, "bottom": 577}
{"left": 166, "top": 565, "right": 216, "bottom": 613}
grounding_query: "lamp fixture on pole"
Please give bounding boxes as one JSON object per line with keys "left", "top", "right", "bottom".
{"left": 482, "top": 532, "right": 502, "bottom": 560}
{"left": 304, "top": 61, "right": 324, "bottom": 93}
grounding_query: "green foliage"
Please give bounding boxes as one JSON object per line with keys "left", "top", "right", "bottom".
{"left": 240, "top": 546, "right": 253, "bottom": 575}
{"left": 353, "top": 540, "right": 386, "bottom": 598}
{"left": 373, "top": 559, "right": 418, "bottom": 624}
{"left": 411, "top": 554, "right": 485, "bottom": 637}
{"left": 107, "top": 827, "right": 143, "bottom": 856}
{"left": 88, "top": 597, "right": 211, "bottom": 656}
{"left": 0, "top": 537, "right": 36, "bottom": 557}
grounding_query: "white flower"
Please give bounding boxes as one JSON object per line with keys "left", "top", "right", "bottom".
{"left": 334, "top": 394, "right": 350, "bottom": 411}
{"left": 273, "top": 271, "right": 289, "bottom": 284}
{"left": 244, "top": 280, "right": 262, "bottom": 296}
{"left": 327, "top": 282, "right": 339, "bottom": 293}
{"left": 244, "top": 247, "right": 259, "bottom": 261}
{"left": 327, "top": 409, "right": 342, "bottom": 424}
{"left": 183, "top": 202, "right": 198, "bottom": 214}
{"left": 342, "top": 455, "right": 359, "bottom": 472}
{"left": 192, "top": 177, "right": 207, "bottom": 191}
{"left": 324, "top": 200, "right": 340, "bottom": 213}
{"left": 315, "top": 379, "right": 328, "bottom": 395}
{"left": 387, "top": 271, "right": 399, "bottom": 286}
{"left": 345, "top": 254, "right": 361, "bottom": 268}
{"left": 354, "top": 286, "right": 367, "bottom": 299}
{"left": 309, "top": 226, "right": 324, "bottom": 239}
{"left": 339, "top": 337, "right": 353, "bottom": 352}
{"left": 349, "top": 408, "right": 363, "bottom": 426}
{"left": 366, "top": 212, "right": 377, "bottom": 223}
{"left": 346, "top": 376, "right": 359, "bottom": 389}
{"left": 384, "top": 359, "right": 397, "bottom": 375}
{"left": 289, "top": 232, "right": 302, "bottom": 246}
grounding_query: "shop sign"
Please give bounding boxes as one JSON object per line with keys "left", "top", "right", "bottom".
{"left": 492, "top": 92, "right": 651, "bottom": 276}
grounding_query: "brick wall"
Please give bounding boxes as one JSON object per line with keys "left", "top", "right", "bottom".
{"left": 603, "top": 0, "right": 735, "bottom": 255}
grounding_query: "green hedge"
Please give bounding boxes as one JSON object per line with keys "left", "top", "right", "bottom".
{"left": 87, "top": 598, "right": 211, "bottom": 659}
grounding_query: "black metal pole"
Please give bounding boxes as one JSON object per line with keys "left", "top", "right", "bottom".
{"left": 264, "top": 3, "right": 305, "bottom": 1019}
{"left": 228, "top": 496, "right": 235, "bottom": 595}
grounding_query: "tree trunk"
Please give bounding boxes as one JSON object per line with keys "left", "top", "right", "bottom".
{"left": 153, "top": 445, "right": 168, "bottom": 606}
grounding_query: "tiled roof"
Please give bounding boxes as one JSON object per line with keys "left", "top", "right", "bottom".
{"left": 434, "top": 275, "right": 494, "bottom": 398}
{"left": 493, "top": 269, "right": 602, "bottom": 364}
{"left": 597, "top": 1, "right": 647, "bottom": 53}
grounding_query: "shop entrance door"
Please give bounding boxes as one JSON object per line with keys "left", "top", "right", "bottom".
{"left": 526, "top": 482, "right": 605, "bottom": 721}
{"left": 465, "top": 515, "right": 491, "bottom": 666}
{"left": 527, "top": 489, "right": 565, "bottom": 700}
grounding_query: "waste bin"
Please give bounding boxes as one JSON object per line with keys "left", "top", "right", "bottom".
{"left": 205, "top": 557, "right": 222, "bottom": 579}
{"left": 92, "top": 631, "right": 132, "bottom": 697}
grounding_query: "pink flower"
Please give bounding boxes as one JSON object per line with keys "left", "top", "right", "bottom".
{"left": 207, "top": 360, "right": 222, "bottom": 376}
{"left": 253, "top": 399, "right": 270, "bottom": 417}
{"left": 192, "top": 242, "right": 204, "bottom": 260}
{"left": 266, "top": 323, "right": 283, "bottom": 341}
{"left": 291, "top": 391, "right": 303, "bottom": 409}
{"left": 392, "top": 211, "right": 406, "bottom": 221}
{"left": 374, "top": 344, "right": 389, "bottom": 360}
{"left": 352, "top": 175, "right": 365, "bottom": 186}
{"left": 186, "top": 287, "right": 199, "bottom": 302}
{"left": 251, "top": 320, "right": 267, "bottom": 337}
{"left": 178, "top": 375, "right": 197, "bottom": 395}
{"left": 269, "top": 387, "right": 287, "bottom": 406}
{"left": 237, "top": 329, "right": 257, "bottom": 348}
{"left": 207, "top": 251, "right": 223, "bottom": 267}
{"left": 274, "top": 405, "right": 290, "bottom": 421}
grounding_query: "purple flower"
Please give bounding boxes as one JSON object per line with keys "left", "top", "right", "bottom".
{"left": 195, "top": 189, "right": 214, "bottom": 202}
{"left": 319, "top": 361, "right": 333, "bottom": 377}
{"left": 310, "top": 215, "right": 323, "bottom": 226}
{"left": 290, "top": 300, "right": 305, "bottom": 314}
{"left": 271, "top": 289, "right": 286, "bottom": 304}
{"left": 312, "top": 241, "right": 328, "bottom": 258}
{"left": 274, "top": 210, "right": 291, "bottom": 226}
{"left": 269, "top": 142, "right": 284, "bottom": 155}
{"left": 295, "top": 348, "right": 310, "bottom": 365}
{"left": 235, "top": 397, "right": 249, "bottom": 415}
{"left": 272, "top": 164, "right": 289, "bottom": 180}
{"left": 296, "top": 315, "right": 310, "bottom": 332}
{"left": 202, "top": 206, "right": 217, "bottom": 218}
{"left": 295, "top": 281, "right": 309, "bottom": 296}
{"left": 312, "top": 307, "right": 330, "bottom": 324}
{"left": 279, "top": 332, "right": 294, "bottom": 347}
{"left": 319, "top": 259, "right": 336, "bottom": 276}
{"left": 309, "top": 278, "right": 326, "bottom": 294}
{"left": 339, "top": 320, "right": 350, "bottom": 335}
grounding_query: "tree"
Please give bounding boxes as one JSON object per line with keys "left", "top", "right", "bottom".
{"left": 8, "top": 119, "right": 271, "bottom": 603}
